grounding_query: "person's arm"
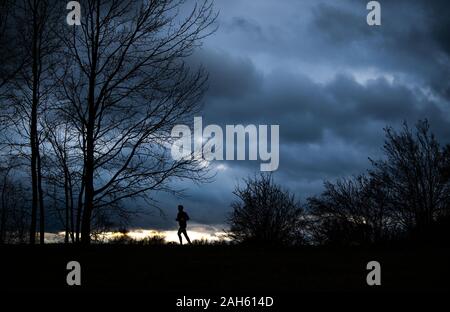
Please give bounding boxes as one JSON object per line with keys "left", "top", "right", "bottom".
{"left": 185, "top": 213, "right": 190, "bottom": 221}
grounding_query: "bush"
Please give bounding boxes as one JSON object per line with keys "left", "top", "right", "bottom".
{"left": 227, "top": 174, "right": 306, "bottom": 246}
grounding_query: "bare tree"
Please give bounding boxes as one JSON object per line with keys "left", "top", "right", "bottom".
{"left": 6, "top": 0, "right": 64, "bottom": 244}
{"left": 308, "top": 121, "right": 450, "bottom": 245}
{"left": 227, "top": 174, "right": 305, "bottom": 246}
{"left": 308, "top": 174, "right": 395, "bottom": 245}
{"left": 370, "top": 120, "right": 450, "bottom": 239}
{"left": 56, "top": 0, "right": 216, "bottom": 244}
{"left": 0, "top": 159, "right": 29, "bottom": 244}
{"left": 45, "top": 120, "right": 77, "bottom": 243}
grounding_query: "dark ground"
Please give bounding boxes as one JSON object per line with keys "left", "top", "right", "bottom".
{"left": 0, "top": 244, "right": 449, "bottom": 293}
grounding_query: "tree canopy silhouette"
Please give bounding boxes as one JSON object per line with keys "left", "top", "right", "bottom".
{"left": 308, "top": 174, "right": 395, "bottom": 246}
{"left": 370, "top": 120, "right": 450, "bottom": 240}
{"left": 227, "top": 174, "right": 305, "bottom": 246}
{"left": 308, "top": 120, "right": 450, "bottom": 245}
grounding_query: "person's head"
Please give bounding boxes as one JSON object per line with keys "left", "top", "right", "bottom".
{"left": 178, "top": 205, "right": 184, "bottom": 212}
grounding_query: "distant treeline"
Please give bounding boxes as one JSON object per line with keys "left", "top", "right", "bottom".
{"left": 228, "top": 120, "right": 450, "bottom": 246}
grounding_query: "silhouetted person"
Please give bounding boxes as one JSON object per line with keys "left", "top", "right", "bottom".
{"left": 176, "top": 205, "right": 191, "bottom": 245}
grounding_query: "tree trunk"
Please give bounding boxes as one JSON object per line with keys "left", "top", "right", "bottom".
{"left": 64, "top": 170, "right": 70, "bottom": 244}
{"left": 37, "top": 149, "right": 45, "bottom": 244}
{"left": 68, "top": 169, "right": 75, "bottom": 243}
{"left": 29, "top": 0, "right": 40, "bottom": 245}
{"left": 0, "top": 176, "right": 7, "bottom": 244}
{"left": 81, "top": 132, "right": 94, "bottom": 244}
{"left": 81, "top": 103, "right": 95, "bottom": 244}
{"left": 80, "top": 74, "right": 96, "bottom": 245}
{"left": 76, "top": 178, "right": 84, "bottom": 243}
{"left": 29, "top": 21, "right": 39, "bottom": 245}
{"left": 80, "top": 10, "right": 99, "bottom": 245}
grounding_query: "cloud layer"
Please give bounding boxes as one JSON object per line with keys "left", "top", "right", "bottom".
{"left": 136, "top": 0, "right": 450, "bottom": 230}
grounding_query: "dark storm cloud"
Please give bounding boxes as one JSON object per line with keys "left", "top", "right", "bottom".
{"left": 430, "top": 1, "right": 450, "bottom": 56}
{"left": 311, "top": 2, "right": 368, "bottom": 44}
{"left": 310, "top": 0, "right": 450, "bottom": 97}
{"left": 146, "top": 0, "right": 450, "bottom": 230}
{"left": 228, "top": 17, "right": 264, "bottom": 39}
{"left": 194, "top": 52, "right": 448, "bottom": 145}
{"left": 208, "top": 0, "right": 450, "bottom": 97}
{"left": 190, "top": 49, "right": 263, "bottom": 99}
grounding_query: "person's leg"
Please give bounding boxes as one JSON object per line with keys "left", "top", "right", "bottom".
{"left": 182, "top": 229, "right": 192, "bottom": 244}
{"left": 177, "top": 228, "right": 183, "bottom": 245}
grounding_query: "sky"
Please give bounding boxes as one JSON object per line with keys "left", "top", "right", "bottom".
{"left": 130, "top": 0, "right": 450, "bottom": 233}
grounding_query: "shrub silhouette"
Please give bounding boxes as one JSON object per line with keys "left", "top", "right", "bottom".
{"left": 309, "top": 120, "right": 450, "bottom": 245}
{"left": 227, "top": 174, "right": 305, "bottom": 246}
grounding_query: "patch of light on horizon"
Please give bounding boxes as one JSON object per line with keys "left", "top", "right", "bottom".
{"left": 46, "top": 225, "right": 229, "bottom": 244}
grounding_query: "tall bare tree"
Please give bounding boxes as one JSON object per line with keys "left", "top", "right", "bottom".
{"left": 7, "top": 0, "right": 63, "bottom": 244}
{"left": 57, "top": 0, "right": 216, "bottom": 244}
